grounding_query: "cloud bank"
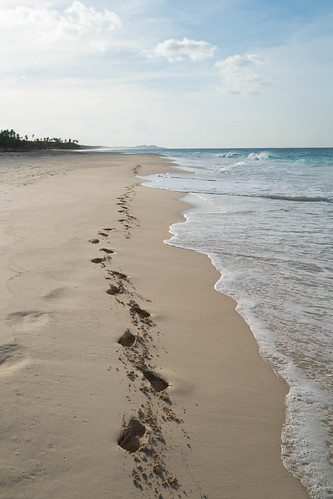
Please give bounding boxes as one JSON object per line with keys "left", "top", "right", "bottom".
{"left": 215, "top": 54, "right": 271, "bottom": 94}
{"left": 146, "top": 37, "right": 217, "bottom": 62}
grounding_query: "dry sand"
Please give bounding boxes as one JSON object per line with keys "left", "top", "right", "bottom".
{"left": 0, "top": 151, "right": 309, "bottom": 498}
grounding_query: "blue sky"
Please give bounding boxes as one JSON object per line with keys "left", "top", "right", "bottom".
{"left": 1, "top": 0, "right": 332, "bottom": 147}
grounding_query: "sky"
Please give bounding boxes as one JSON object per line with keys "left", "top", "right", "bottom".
{"left": 1, "top": 0, "right": 332, "bottom": 147}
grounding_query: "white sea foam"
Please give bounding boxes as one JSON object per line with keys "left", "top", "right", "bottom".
{"left": 247, "top": 151, "right": 270, "bottom": 160}
{"left": 216, "top": 151, "right": 240, "bottom": 158}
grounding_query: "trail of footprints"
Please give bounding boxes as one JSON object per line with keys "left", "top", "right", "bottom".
{"left": 88, "top": 183, "right": 202, "bottom": 498}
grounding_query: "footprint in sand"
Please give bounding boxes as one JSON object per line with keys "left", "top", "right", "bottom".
{"left": 0, "top": 343, "right": 20, "bottom": 366}
{"left": 111, "top": 271, "right": 127, "bottom": 280}
{"left": 0, "top": 343, "right": 28, "bottom": 376}
{"left": 118, "top": 330, "right": 136, "bottom": 347}
{"left": 117, "top": 330, "right": 168, "bottom": 391}
{"left": 118, "top": 419, "right": 146, "bottom": 453}
{"left": 7, "top": 311, "right": 51, "bottom": 329}
{"left": 91, "top": 257, "right": 105, "bottom": 264}
{"left": 43, "top": 287, "right": 67, "bottom": 301}
{"left": 129, "top": 301, "right": 150, "bottom": 319}
{"left": 139, "top": 368, "right": 169, "bottom": 393}
{"left": 106, "top": 284, "right": 121, "bottom": 295}
{"left": 89, "top": 239, "right": 100, "bottom": 244}
{"left": 100, "top": 248, "right": 114, "bottom": 255}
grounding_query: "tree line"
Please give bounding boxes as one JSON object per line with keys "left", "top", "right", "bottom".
{"left": 0, "top": 129, "right": 81, "bottom": 150}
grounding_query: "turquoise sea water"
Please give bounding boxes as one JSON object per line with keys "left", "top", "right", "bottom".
{"left": 117, "top": 147, "right": 333, "bottom": 498}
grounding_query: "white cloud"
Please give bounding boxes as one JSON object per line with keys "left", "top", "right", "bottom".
{"left": 215, "top": 54, "right": 271, "bottom": 94}
{"left": 65, "top": 1, "right": 122, "bottom": 35}
{"left": 146, "top": 37, "right": 217, "bottom": 62}
{"left": 0, "top": 2, "right": 122, "bottom": 69}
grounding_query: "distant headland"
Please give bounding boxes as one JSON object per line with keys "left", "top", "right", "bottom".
{"left": 0, "top": 129, "right": 82, "bottom": 151}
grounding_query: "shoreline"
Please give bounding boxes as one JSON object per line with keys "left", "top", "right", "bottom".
{"left": 128, "top": 157, "right": 309, "bottom": 498}
{"left": 0, "top": 152, "right": 308, "bottom": 498}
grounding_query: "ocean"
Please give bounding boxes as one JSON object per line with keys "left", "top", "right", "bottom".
{"left": 119, "top": 147, "right": 332, "bottom": 498}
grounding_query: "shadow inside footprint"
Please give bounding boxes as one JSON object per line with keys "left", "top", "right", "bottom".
{"left": 140, "top": 368, "right": 169, "bottom": 392}
{"left": 89, "top": 239, "right": 100, "bottom": 244}
{"left": 100, "top": 248, "right": 114, "bottom": 254}
{"left": 107, "top": 285, "right": 120, "bottom": 295}
{"left": 118, "top": 330, "right": 136, "bottom": 347}
{"left": 118, "top": 419, "right": 146, "bottom": 453}
{"left": 111, "top": 271, "right": 127, "bottom": 280}
{"left": 91, "top": 257, "right": 104, "bottom": 264}
{"left": 130, "top": 301, "right": 150, "bottom": 319}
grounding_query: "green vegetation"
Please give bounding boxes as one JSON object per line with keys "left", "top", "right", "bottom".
{"left": 0, "top": 129, "right": 81, "bottom": 151}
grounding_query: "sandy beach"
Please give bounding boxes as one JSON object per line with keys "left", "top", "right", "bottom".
{"left": 0, "top": 151, "right": 309, "bottom": 498}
